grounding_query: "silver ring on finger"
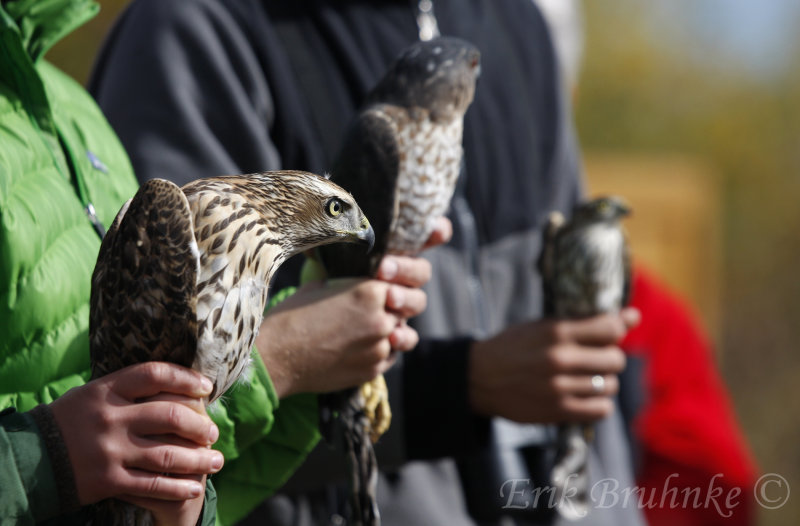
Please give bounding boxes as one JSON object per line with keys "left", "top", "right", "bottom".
{"left": 591, "top": 374, "right": 606, "bottom": 394}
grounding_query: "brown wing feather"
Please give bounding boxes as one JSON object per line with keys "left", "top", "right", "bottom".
{"left": 319, "top": 107, "right": 401, "bottom": 278}
{"left": 538, "top": 211, "right": 564, "bottom": 318}
{"left": 90, "top": 179, "right": 198, "bottom": 379}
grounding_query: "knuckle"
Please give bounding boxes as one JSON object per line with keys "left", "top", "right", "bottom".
{"left": 400, "top": 328, "right": 420, "bottom": 351}
{"left": 609, "top": 317, "right": 627, "bottom": 341}
{"left": 414, "top": 258, "right": 432, "bottom": 283}
{"left": 159, "top": 447, "right": 177, "bottom": 472}
{"left": 598, "top": 398, "right": 614, "bottom": 417}
{"left": 146, "top": 474, "right": 163, "bottom": 496}
{"left": 548, "top": 375, "right": 567, "bottom": 394}
{"left": 546, "top": 347, "right": 570, "bottom": 372}
{"left": 370, "top": 313, "right": 395, "bottom": 337}
{"left": 547, "top": 321, "right": 569, "bottom": 343}
{"left": 585, "top": 398, "right": 613, "bottom": 420}
{"left": 372, "top": 339, "right": 392, "bottom": 363}
{"left": 412, "top": 290, "right": 428, "bottom": 314}
{"left": 141, "top": 360, "right": 164, "bottom": 378}
{"left": 365, "top": 313, "right": 385, "bottom": 336}
{"left": 554, "top": 395, "right": 572, "bottom": 414}
{"left": 605, "top": 376, "right": 620, "bottom": 395}
{"left": 165, "top": 403, "right": 183, "bottom": 430}
{"left": 353, "top": 281, "right": 384, "bottom": 307}
{"left": 612, "top": 348, "right": 627, "bottom": 371}
{"left": 95, "top": 406, "right": 116, "bottom": 432}
{"left": 141, "top": 361, "right": 171, "bottom": 387}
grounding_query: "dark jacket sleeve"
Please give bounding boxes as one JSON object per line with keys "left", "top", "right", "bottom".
{"left": 402, "top": 338, "right": 491, "bottom": 460}
{"left": 89, "top": 0, "right": 283, "bottom": 183}
{"left": 90, "top": 3, "right": 319, "bottom": 525}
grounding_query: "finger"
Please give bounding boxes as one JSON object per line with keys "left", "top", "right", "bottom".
{"left": 389, "top": 322, "right": 419, "bottom": 352}
{"left": 422, "top": 217, "right": 453, "bottom": 250}
{"left": 376, "top": 256, "right": 432, "bottom": 288}
{"left": 385, "top": 285, "right": 427, "bottom": 318}
{"left": 377, "top": 349, "right": 400, "bottom": 374}
{"left": 621, "top": 307, "right": 641, "bottom": 330}
{"left": 118, "top": 470, "right": 205, "bottom": 501}
{"left": 117, "top": 495, "right": 191, "bottom": 522}
{"left": 139, "top": 392, "right": 207, "bottom": 415}
{"left": 111, "top": 362, "right": 213, "bottom": 401}
{"left": 555, "top": 314, "right": 628, "bottom": 346}
{"left": 126, "top": 438, "right": 223, "bottom": 475}
{"left": 560, "top": 395, "right": 615, "bottom": 421}
{"left": 129, "top": 402, "right": 219, "bottom": 446}
{"left": 548, "top": 346, "right": 626, "bottom": 375}
{"left": 551, "top": 374, "right": 619, "bottom": 397}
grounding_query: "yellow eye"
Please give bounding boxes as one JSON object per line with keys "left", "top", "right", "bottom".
{"left": 327, "top": 199, "right": 343, "bottom": 217}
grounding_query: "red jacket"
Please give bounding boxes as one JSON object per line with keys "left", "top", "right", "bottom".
{"left": 623, "top": 267, "right": 757, "bottom": 525}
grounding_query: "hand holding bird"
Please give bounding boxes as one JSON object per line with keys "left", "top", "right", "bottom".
{"left": 538, "top": 196, "right": 634, "bottom": 520}
{"left": 316, "top": 37, "right": 479, "bottom": 526}
{"left": 89, "top": 170, "right": 374, "bottom": 525}
{"left": 48, "top": 362, "right": 220, "bottom": 525}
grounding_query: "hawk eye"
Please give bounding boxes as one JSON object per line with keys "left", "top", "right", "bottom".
{"left": 327, "top": 198, "right": 343, "bottom": 217}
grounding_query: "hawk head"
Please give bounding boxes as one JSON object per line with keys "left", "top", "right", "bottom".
{"left": 572, "top": 196, "right": 631, "bottom": 227}
{"left": 367, "top": 36, "right": 481, "bottom": 122}
{"left": 244, "top": 170, "right": 374, "bottom": 255}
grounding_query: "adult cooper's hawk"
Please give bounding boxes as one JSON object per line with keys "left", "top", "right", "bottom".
{"left": 89, "top": 171, "right": 373, "bottom": 525}
{"left": 538, "top": 196, "right": 631, "bottom": 520}
{"left": 317, "top": 37, "right": 480, "bottom": 526}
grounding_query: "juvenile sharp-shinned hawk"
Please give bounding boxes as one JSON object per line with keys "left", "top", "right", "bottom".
{"left": 89, "top": 170, "right": 374, "bottom": 525}
{"left": 538, "top": 195, "right": 631, "bottom": 520}
{"left": 317, "top": 37, "right": 480, "bottom": 526}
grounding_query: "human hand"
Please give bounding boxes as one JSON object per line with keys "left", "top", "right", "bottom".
{"left": 119, "top": 474, "right": 207, "bottom": 526}
{"left": 373, "top": 216, "right": 450, "bottom": 354}
{"left": 258, "top": 258, "right": 429, "bottom": 397}
{"left": 420, "top": 216, "right": 453, "bottom": 250}
{"left": 49, "top": 363, "right": 224, "bottom": 507}
{"left": 468, "top": 308, "right": 640, "bottom": 423}
{"left": 259, "top": 217, "right": 446, "bottom": 398}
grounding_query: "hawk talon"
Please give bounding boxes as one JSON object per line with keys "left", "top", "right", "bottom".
{"left": 360, "top": 374, "right": 391, "bottom": 443}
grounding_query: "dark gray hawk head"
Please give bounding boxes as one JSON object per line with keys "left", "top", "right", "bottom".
{"left": 570, "top": 195, "right": 631, "bottom": 227}
{"left": 367, "top": 36, "right": 480, "bottom": 122}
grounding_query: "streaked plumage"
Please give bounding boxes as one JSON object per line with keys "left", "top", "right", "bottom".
{"left": 317, "top": 37, "right": 480, "bottom": 526}
{"left": 538, "top": 195, "right": 632, "bottom": 520}
{"left": 89, "top": 170, "right": 373, "bottom": 525}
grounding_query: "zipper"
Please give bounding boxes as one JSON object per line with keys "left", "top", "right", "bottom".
{"left": 57, "top": 132, "right": 106, "bottom": 239}
{"left": 84, "top": 202, "right": 106, "bottom": 239}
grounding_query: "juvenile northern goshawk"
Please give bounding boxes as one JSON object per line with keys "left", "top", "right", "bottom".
{"left": 89, "top": 171, "right": 373, "bottom": 525}
{"left": 318, "top": 36, "right": 480, "bottom": 526}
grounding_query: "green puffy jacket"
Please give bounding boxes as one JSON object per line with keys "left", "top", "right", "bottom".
{"left": 0, "top": 1, "right": 319, "bottom": 524}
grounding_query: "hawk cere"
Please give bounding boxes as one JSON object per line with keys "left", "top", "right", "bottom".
{"left": 89, "top": 171, "right": 374, "bottom": 525}
{"left": 318, "top": 37, "right": 480, "bottom": 526}
{"left": 538, "top": 196, "right": 632, "bottom": 520}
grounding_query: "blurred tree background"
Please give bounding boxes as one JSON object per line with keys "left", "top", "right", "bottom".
{"left": 48, "top": 1, "right": 798, "bottom": 524}
{"left": 577, "top": 2, "right": 800, "bottom": 525}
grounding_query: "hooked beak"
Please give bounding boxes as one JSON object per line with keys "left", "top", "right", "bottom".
{"left": 356, "top": 216, "right": 375, "bottom": 252}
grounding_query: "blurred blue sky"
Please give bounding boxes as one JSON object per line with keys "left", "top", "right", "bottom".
{"left": 648, "top": 0, "right": 800, "bottom": 79}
